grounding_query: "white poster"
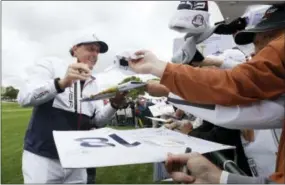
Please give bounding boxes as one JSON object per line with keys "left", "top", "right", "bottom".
{"left": 53, "top": 127, "right": 234, "bottom": 168}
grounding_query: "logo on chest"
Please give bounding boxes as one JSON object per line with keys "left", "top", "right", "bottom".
{"left": 69, "top": 88, "right": 74, "bottom": 108}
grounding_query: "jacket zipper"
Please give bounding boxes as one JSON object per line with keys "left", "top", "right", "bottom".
{"left": 74, "top": 82, "right": 78, "bottom": 113}
{"left": 76, "top": 79, "right": 95, "bottom": 130}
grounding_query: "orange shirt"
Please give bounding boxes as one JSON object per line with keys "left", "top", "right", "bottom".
{"left": 160, "top": 33, "right": 285, "bottom": 183}
{"left": 161, "top": 34, "right": 285, "bottom": 106}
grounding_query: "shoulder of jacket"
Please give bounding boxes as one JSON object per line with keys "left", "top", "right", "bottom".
{"left": 270, "top": 33, "right": 284, "bottom": 44}
{"left": 268, "top": 34, "right": 285, "bottom": 51}
{"left": 35, "top": 56, "right": 69, "bottom": 68}
{"left": 35, "top": 56, "right": 63, "bottom": 64}
{"left": 266, "top": 34, "right": 285, "bottom": 61}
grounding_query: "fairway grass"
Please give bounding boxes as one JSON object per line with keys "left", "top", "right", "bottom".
{"left": 1, "top": 102, "right": 156, "bottom": 184}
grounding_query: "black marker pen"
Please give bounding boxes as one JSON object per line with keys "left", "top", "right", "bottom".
{"left": 182, "top": 147, "right": 192, "bottom": 175}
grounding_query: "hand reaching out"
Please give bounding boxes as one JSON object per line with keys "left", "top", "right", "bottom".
{"left": 165, "top": 152, "right": 222, "bottom": 184}
{"left": 127, "top": 50, "right": 168, "bottom": 77}
{"left": 59, "top": 63, "right": 91, "bottom": 89}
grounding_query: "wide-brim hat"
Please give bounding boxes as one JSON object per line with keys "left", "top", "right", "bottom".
{"left": 234, "top": 5, "right": 285, "bottom": 45}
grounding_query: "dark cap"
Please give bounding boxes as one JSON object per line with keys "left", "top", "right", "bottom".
{"left": 234, "top": 5, "right": 285, "bottom": 45}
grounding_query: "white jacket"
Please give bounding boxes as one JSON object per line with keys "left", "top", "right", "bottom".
{"left": 17, "top": 56, "right": 116, "bottom": 127}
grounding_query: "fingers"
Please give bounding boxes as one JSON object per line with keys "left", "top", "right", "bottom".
{"left": 186, "top": 152, "right": 204, "bottom": 170}
{"left": 165, "top": 122, "right": 178, "bottom": 130}
{"left": 115, "top": 91, "right": 128, "bottom": 98}
{"left": 186, "top": 152, "right": 219, "bottom": 171}
{"left": 164, "top": 124, "right": 172, "bottom": 129}
{"left": 128, "top": 60, "right": 135, "bottom": 68}
{"left": 127, "top": 60, "right": 142, "bottom": 73}
{"left": 134, "top": 50, "right": 148, "bottom": 56}
{"left": 111, "top": 91, "right": 128, "bottom": 106}
{"left": 165, "top": 153, "right": 200, "bottom": 184}
{"left": 166, "top": 153, "right": 187, "bottom": 171}
{"left": 166, "top": 118, "right": 173, "bottom": 123}
{"left": 70, "top": 68, "right": 91, "bottom": 78}
{"left": 165, "top": 153, "right": 175, "bottom": 173}
{"left": 70, "top": 63, "right": 91, "bottom": 74}
{"left": 171, "top": 123, "right": 179, "bottom": 130}
{"left": 167, "top": 153, "right": 194, "bottom": 165}
{"left": 68, "top": 68, "right": 90, "bottom": 81}
{"left": 70, "top": 73, "right": 89, "bottom": 81}
{"left": 170, "top": 172, "right": 195, "bottom": 184}
{"left": 145, "top": 83, "right": 169, "bottom": 97}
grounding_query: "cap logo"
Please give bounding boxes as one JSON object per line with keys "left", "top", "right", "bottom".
{"left": 192, "top": 14, "right": 204, "bottom": 27}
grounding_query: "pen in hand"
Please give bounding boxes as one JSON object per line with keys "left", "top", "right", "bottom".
{"left": 182, "top": 147, "right": 192, "bottom": 175}
{"left": 180, "top": 147, "right": 192, "bottom": 184}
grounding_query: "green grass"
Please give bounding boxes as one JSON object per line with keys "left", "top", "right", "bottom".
{"left": 1, "top": 102, "right": 156, "bottom": 184}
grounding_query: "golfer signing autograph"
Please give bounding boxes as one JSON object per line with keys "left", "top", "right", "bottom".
{"left": 17, "top": 33, "right": 126, "bottom": 184}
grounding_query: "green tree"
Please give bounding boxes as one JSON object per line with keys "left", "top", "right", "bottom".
{"left": 4, "top": 86, "right": 19, "bottom": 100}
{"left": 119, "top": 76, "right": 145, "bottom": 100}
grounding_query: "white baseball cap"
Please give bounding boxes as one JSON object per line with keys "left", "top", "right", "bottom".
{"left": 72, "top": 33, "right": 108, "bottom": 53}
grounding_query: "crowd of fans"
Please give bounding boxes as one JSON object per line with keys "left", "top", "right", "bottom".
{"left": 16, "top": 1, "right": 284, "bottom": 184}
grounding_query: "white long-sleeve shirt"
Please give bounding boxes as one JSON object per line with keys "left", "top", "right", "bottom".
{"left": 167, "top": 48, "right": 283, "bottom": 177}
{"left": 168, "top": 92, "right": 284, "bottom": 130}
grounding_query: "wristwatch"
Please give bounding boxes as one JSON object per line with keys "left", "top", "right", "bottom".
{"left": 54, "top": 78, "right": 65, "bottom": 93}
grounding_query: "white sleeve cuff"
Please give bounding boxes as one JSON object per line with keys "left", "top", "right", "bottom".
{"left": 168, "top": 92, "right": 181, "bottom": 100}
{"left": 105, "top": 103, "right": 118, "bottom": 112}
{"left": 17, "top": 79, "right": 58, "bottom": 107}
{"left": 220, "top": 55, "right": 243, "bottom": 69}
{"left": 219, "top": 171, "right": 229, "bottom": 184}
{"left": 192, "top": 117, "right": 203, "bottom": 129}
{"left": 92, "top": 103, "right": 117, "bottom": 128}
{"left": 220, "top": 58, "right": 236, "bottom": 69}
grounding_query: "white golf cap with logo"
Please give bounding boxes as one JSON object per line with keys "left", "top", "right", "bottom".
{"left": 72, "top": 33, "right": 109, "bottom": 53}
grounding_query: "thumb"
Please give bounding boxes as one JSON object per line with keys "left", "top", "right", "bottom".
{"left": 135, "top": 50, "right": 148, "bottom": 56}
{"left": 128, "top": 60, "right": 135, "bottom": 69}
{"left": 170, "top": 172, "right": 195, "bottom": 184}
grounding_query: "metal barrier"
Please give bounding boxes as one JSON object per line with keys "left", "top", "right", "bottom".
{"left": 210, "top": 151, "right": 246, "bottom": 175}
